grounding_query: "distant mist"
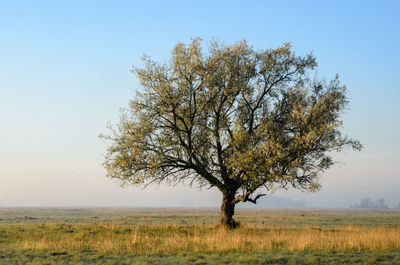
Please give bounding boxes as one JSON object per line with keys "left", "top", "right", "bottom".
{"left": 238, "top": 196, "right": 307, "bottom": 209}
{"left": 350, "top": 197, "right": 400, "bottom": 210}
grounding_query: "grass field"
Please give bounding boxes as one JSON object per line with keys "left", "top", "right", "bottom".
{"left": 1, "top": 208, "right": 399, "bottom": 264}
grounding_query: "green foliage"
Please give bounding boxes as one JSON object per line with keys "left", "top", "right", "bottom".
{"left": 101, "top": 39, "right": 361, "bottom": 221}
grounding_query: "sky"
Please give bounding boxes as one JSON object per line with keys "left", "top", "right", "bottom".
{"left": 1, "top": 0, "right": 399, "bottom": 208}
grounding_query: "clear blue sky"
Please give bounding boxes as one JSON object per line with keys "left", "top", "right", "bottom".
{"left": 1, "top": 0, "right": 399, "bottom": 207}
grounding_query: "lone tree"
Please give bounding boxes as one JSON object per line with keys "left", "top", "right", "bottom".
{"left": 102, "top": 39, "right": 361, "bottom": 228}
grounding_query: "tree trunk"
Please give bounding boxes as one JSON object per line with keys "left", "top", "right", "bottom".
{"left": 220, "top": 190, "right": 238, "bottom": 228}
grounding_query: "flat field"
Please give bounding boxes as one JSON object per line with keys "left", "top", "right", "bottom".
{"left": 0, "top": 208, "right": 399, "bottom": 264}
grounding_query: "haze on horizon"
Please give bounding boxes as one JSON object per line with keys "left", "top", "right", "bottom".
{"left": 1, "top": 1, "right": 399, "bottom": 209}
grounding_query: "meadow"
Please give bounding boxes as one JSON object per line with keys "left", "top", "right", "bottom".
{"left": 1, "top": 208, "right": 399, "bottom": 264}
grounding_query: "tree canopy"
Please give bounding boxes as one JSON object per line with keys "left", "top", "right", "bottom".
{"left": 102, "top": 39, "right": 362, "bottom": 228}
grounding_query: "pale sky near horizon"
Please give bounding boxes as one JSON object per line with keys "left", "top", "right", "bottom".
{"left": 1, "top": 0, "right": 399, "bottom": 208}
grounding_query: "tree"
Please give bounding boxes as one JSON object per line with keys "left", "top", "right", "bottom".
{"left": 102, "top": 39, "right": 362, "bottom": 228}
{"left": 351, "top": 197, "right": 389, "bottom": 209}
{"left": 376, "top": 198, "right": 389, "bottom": 209}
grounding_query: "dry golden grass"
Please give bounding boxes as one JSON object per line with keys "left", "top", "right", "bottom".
{"left": 2, "top": 223, "right": 399, "bottom": 254}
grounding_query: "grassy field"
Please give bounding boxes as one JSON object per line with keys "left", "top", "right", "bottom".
{"left": 1, "top": 208, "right": 400, "bottom": 264}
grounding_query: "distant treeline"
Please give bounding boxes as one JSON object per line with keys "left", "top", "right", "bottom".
{"left": 350, "top": 198, "right": 400, "bottom": 210}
